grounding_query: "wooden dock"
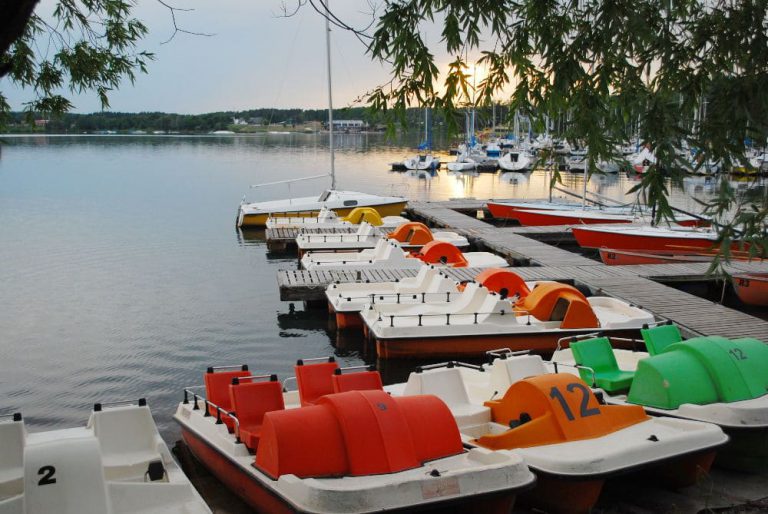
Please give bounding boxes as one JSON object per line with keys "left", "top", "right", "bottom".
{"left": 277, "top": 199, "right": 768, "bottom": 340}
{"left": 265, "top": 226, "right": 378, "bottom": 252}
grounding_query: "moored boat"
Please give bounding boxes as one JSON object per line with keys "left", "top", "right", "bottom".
{"left": 732, "top": 273, "right": 768, "bottom": 306}
{"left": 497, "top": 151, "right": 535, "bottom": 172}
{"left": 387, "top": 360, "right": 726, "bottom": 513}
{"left": 266, "top": 206, "right": 407, "bottom": 230}
{"left": 598, "top": 248, "right": 718, "bottom": 265}
{"left": 174, "top": 364, "right": 536, "bottom": 513}
{"left": 572, "top": 225, "right": 725, "bottom": 252}
{"left": 361, "top": 281, "right": 655, "bottom": 359}
{"left": 237, "top": 190, "right": 407, "bottom": 228}
{"left": 0, "top": 399, "right": 210, "bottom": 514}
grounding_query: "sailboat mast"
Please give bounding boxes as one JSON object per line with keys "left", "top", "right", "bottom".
{"left": 325, "top": 2, "right": 336, "bottom": 189}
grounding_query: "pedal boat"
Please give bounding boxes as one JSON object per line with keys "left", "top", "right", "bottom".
{"left": 296, "top": 221, "right": 469, "bottom": 255}
{"left": 360, "top": 281, "right": 655, "bottom": 359}
{"left": 388, "top": 360, "right": 727, "bottom": 514}
{"left": 301, "top": 240, "right": 508, "bottom": 271}
{"left": 0, "top": 399, "right": 210, "bottom": 514}
{"left": 568, "top": 328, "right": 768, "bottom": 472}
{"left": 173, "top": 364, "right": 535, "bottom": 513}
{"left": 326, "top": 268, "right": 532, "bottom": 331}
{"left": 265, "top": 207, "right": 408, "bottom": 230}
{"left": 237, "top": 190, "right": 406, "bottom": 228}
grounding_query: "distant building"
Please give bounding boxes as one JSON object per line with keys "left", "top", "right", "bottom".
{"left": 248, "top": 117, "right": 265, "bottom": 125}
{"left": 34, "top": 119, "right": 49, "bottom": 127}
{"left": 323, "top": 120, "right": 368, "bottom": 132}
{"left": 232, "top": 117, "right": 248, "bottom": 125}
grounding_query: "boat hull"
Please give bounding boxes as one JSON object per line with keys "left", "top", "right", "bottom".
{"left": 572, "top": 227, "right": 717, "bottom": 252}
{"left": 732, "top": 274, "right": 768, "bottom": 307}
{"left": 513, "top": 209, "right": 633, "bottom": 226}
{"left": 717, "top": 426, "right": 768, "bottom": 472}
{"left": 369, "top": 328, "right": 641, "bottom": 360}
{"left": 181, "top": 427, "right": 520, "bottom": 514}
{"left": 240, "top": 202, "right": 407, "bottom": 228}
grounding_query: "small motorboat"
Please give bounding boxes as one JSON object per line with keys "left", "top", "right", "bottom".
{"left": 497, "top": 151, "right": 535, "bottom": 172}
{"left": 237, "top": 190, "right": 406, "bottom": 228}
{"left": 388, "top": 360, "right": 727, "bottom": 513}
{"left": 0, "top": 399, "right": 210, "bottom": 514}
{"left": 732, "top": 273, "right": 768, "bottom": 306}
{"left": 361, "top": 281, "right": 655, "bottom": 359}
{"left": 265, "top": 206, "right": 407, "bottom": 230}
{"left": 174, "top": 364, "right": 536, "bottom": 513}
{"left": 302, "top": 240, "right": 509, "bottom": 271}
{"left": 327, "top": 268, "right": 534, "bottom": 331}
{"left": 296, "top": 222, "right": 469, "bottom": 254}
{"left": 570, "top": 330, "right": 768, "bottom": 472}
{"left": 487, "top": 199, "right": 593, "bottom": 220}
{"left": 571, "top": 224, "right": 727, "bottom": 252}
{"left": 446, "top": 152, "right": 479, "bottom": 172}
{"left": 402, "top": 154, "right": 440, "bottom": 171}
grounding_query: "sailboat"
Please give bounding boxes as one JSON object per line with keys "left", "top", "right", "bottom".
{"left": 401, "top": 108, "right": 440, "bottom": 171}
{"left": 236, "top": 16, "right": 406, "bottom": 228}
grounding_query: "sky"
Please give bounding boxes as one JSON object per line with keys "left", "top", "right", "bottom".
{"left": 3, "top": 1, "right": 439, "bottom": 114}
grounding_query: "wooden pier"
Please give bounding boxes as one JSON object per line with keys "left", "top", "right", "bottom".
{"left": 276, "top": 200, "right": 768, "bottom": 340}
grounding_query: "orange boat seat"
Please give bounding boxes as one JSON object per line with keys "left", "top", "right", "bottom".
{"left": 475, "top": 268, "right": 531, "bottom": 301}
{"left": 295, "top": 357, "right": 339, "bottom": 406}
{"left": 415, "top": 241, "right": 469, "bottom": 267}
{"left": 514, "top": 282, "right": 599, "bottom": 328}
{"left": 388, "top": 222, "right": 434, "bottom": 246}
{"left": 255, "top": 390, "right": 463, "bottom": 479}
{"left": 229, "top": 374, "right": 285, "bottom": 450}
{"left": 204, "top": 365, "right": 251, "bottom": 430}
{"left": 332, "top": 366, "right": 384, "bottom": 393}
{"left": 476, "top": 374, "right": 648, "bottom": 450}
{"left": 403, "top": 365, "right": 490, "bottom": 427}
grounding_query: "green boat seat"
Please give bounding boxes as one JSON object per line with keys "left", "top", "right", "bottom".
{"left": 628, "top": 336, "right": 768, "bottom": 410}
{"left": 570, "top": 337, "right": 635, "bottom": 394}
{"left": 641, "top": 323, "right": 682, "bottom": 355}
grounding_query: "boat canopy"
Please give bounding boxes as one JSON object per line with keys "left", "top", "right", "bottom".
{"left": 628, "top": 336, "right": 768, "bottom": 410}
{"left": 477, "top": 374, "right": 649, "bottom": 450}
{"left": 388, "top": 222, "right": 435, "bottom": 246}
{"left": 475, "top": 269, "right": 531, "bottom": 300}
{"left": 255, "top": 390, "right": 463, "bottom": 479}
{"left": 341, "top": 207, "right": 384, "bottom": 226}
{"left": 514, "top": 283, "right": 599, "bottom": 328}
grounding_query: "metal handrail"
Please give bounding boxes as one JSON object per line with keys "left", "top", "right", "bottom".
{"left": 0, "top": 412, "right": 22, "bottom": 422}
{"left": 550, "top": 361, "right": 598, "bottom": 388}
{"left": 554, "top": 332, "right": 602, "bottom": 352}
{"left": 282, "top": 376, "right": 298, "bottom": 391}
{"left": 485, "top": 348, "right": 531, "bottom": 361}
{"left": 182, "top": 389, "right": 242, "bottom": 443}
{"left": 415, "top": 361, "right": 485, "bottom": 373}
{"left": 207, "top": 365, "right": 249, "bottom": 372}
{"left": 334, "top": 365, "right": 376, "bottom": 375}
{"left": 371, "top": 308, "right": 531, "bottom": 327}
{"left": 93, "top": 398, "right": 146, "bottom": 411}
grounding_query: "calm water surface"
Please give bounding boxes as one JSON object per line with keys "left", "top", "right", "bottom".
{"left": 0, "top": 134, "right": 759, "bottom": 437}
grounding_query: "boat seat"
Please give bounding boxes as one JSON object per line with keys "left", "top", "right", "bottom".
{"left": 295, "top": 358, "right": 340, "bottom": 406}
{"left": 641, "top": 323, "right": 682, "bottom": 355}
{"left": 23, "top": 434, "right": 111, "bottom": 514}
{"left": 332, "top": 368, "right": 384, "bottom": 393}
{"left": 204, "top": 366, "right": 251, "bottom": 431}
{"left": 570, "top": 337, "right": 635, "bottom": 393}
{"left": 402, "top": 368, "right": 490, "bottom": 427}
{"left": 0, "top": 416, "right": 25, "bottom": 501}
{"left": 89, "top": 404, "right": 161, "bottom": 479}
{"left": 489, "top": 355, "right": 548, "bottom": 394}
{"left": 229, "top": 376, "right": 285, "bottom": 450}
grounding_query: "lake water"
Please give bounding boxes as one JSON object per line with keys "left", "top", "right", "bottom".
{"left": 0, "top": 133, "right": 763, "bottom": 509}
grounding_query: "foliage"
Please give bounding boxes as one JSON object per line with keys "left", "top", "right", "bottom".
{"left": 0, "top": 0, "right": 153, "bottom": 125}
{"left": 357, "top": 0, "right": 768, "bottom": 260}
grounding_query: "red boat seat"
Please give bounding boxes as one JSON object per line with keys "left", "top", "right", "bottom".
{"left": 331, "top": 368, "right": 384, "bottom": 393}
{"left": 229, "top": 376, "right": 285, "bottom": 450}
{"left": 388, "top": 222, "right": 434, "bottom": 246}
{"left": 514, "top": 283, "right": 599, "bottom": 328}
{"left": 415, "top": 241, "right": 469, "bottom": 267}
{"left": 204, "top": 366, "right": 250, "bottom": 430}
{"left": 255, "top": 390, "right": 463, "bottom": 479}
{"left": 295, "top": 358, "right": 339, "bottom": 406}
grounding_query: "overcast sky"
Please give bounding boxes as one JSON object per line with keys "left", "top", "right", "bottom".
{"left": 2, "top": 1, "right": 458, "bottom": 114}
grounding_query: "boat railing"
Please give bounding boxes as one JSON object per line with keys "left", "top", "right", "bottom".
{"left": 555, "top": 332, "right": 603, "bottom": 352}
{"left": 641, "top": 320, "right": 675, "bottom": 329}
{"left": 299, "top": 233, "right": 378, "bottom": 243}
{"left": 485, "top": 348, "right": 531, "bottom": 363}
{"left": 550, "top": 361, "right": 598, "bottom": 388}
{"left": 374, "top": 308, "right": 532, "bottom": 327}
{"left": 335, "top": 364, "right": 376, "bottom": 375}
{"left": 182, "top": 386, "right": 243, "bottom": 443}
{"left": 341, "top": 291, "right": 460, "bottom": 304}
{"left": 93, "top": 398, "right": 147, "bottom": 412}
{"left": 414, "top": 361, "right": 485, "bottom": 373}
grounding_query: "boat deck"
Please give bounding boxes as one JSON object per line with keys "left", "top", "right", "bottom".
{"left": 277, "top": 200, "right": 768, "bottom": 340}
{"left": 265, "top": 226, "right": 377, "bottom": 252}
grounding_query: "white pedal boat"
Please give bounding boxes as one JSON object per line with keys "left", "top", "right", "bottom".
{"left": 0, "top": 399, "right": 210, "bottom": 514}
{"left": 266, "top": 206, "right": 408, "bottom": 230}
{"left": 174, "top": 366, "right": 535, "bottom": 513}
{"left": 386, "top": 358, "right": 727, "bottom": 513}
{"left": 301, "top": 240, "right": 508, "bottom": 271}
{"left": 296, "top": 222, "right": 469, "bottom": 253}
{"left": 360, "top": 281, "right": 655, "bottom": 359}
{"left": 237, "top": 190, "right": 406, "bottom": 228}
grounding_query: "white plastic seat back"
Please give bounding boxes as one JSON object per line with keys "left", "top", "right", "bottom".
{"left": 0, "top": 419, "right": 25, "bottom": 500}
{"left": 490, "top": 355, "right": 547, "bottom": 393}
{"left": 453, "top": 284, "right": 493, "bottom": 313}
{"left": 356, "top": 223, "right": 375, "bottom": 237}
{"left": 371, "top": 239, "right": 390, "bottom": 259}
{"left": 89, "top": 406, "right": 157, "bottom": 468}
{"left": 23, "top": 435, "right": 111, "bottom": 514}
{"left": 403, "top": 368, "right": 490, "bottom": 427}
